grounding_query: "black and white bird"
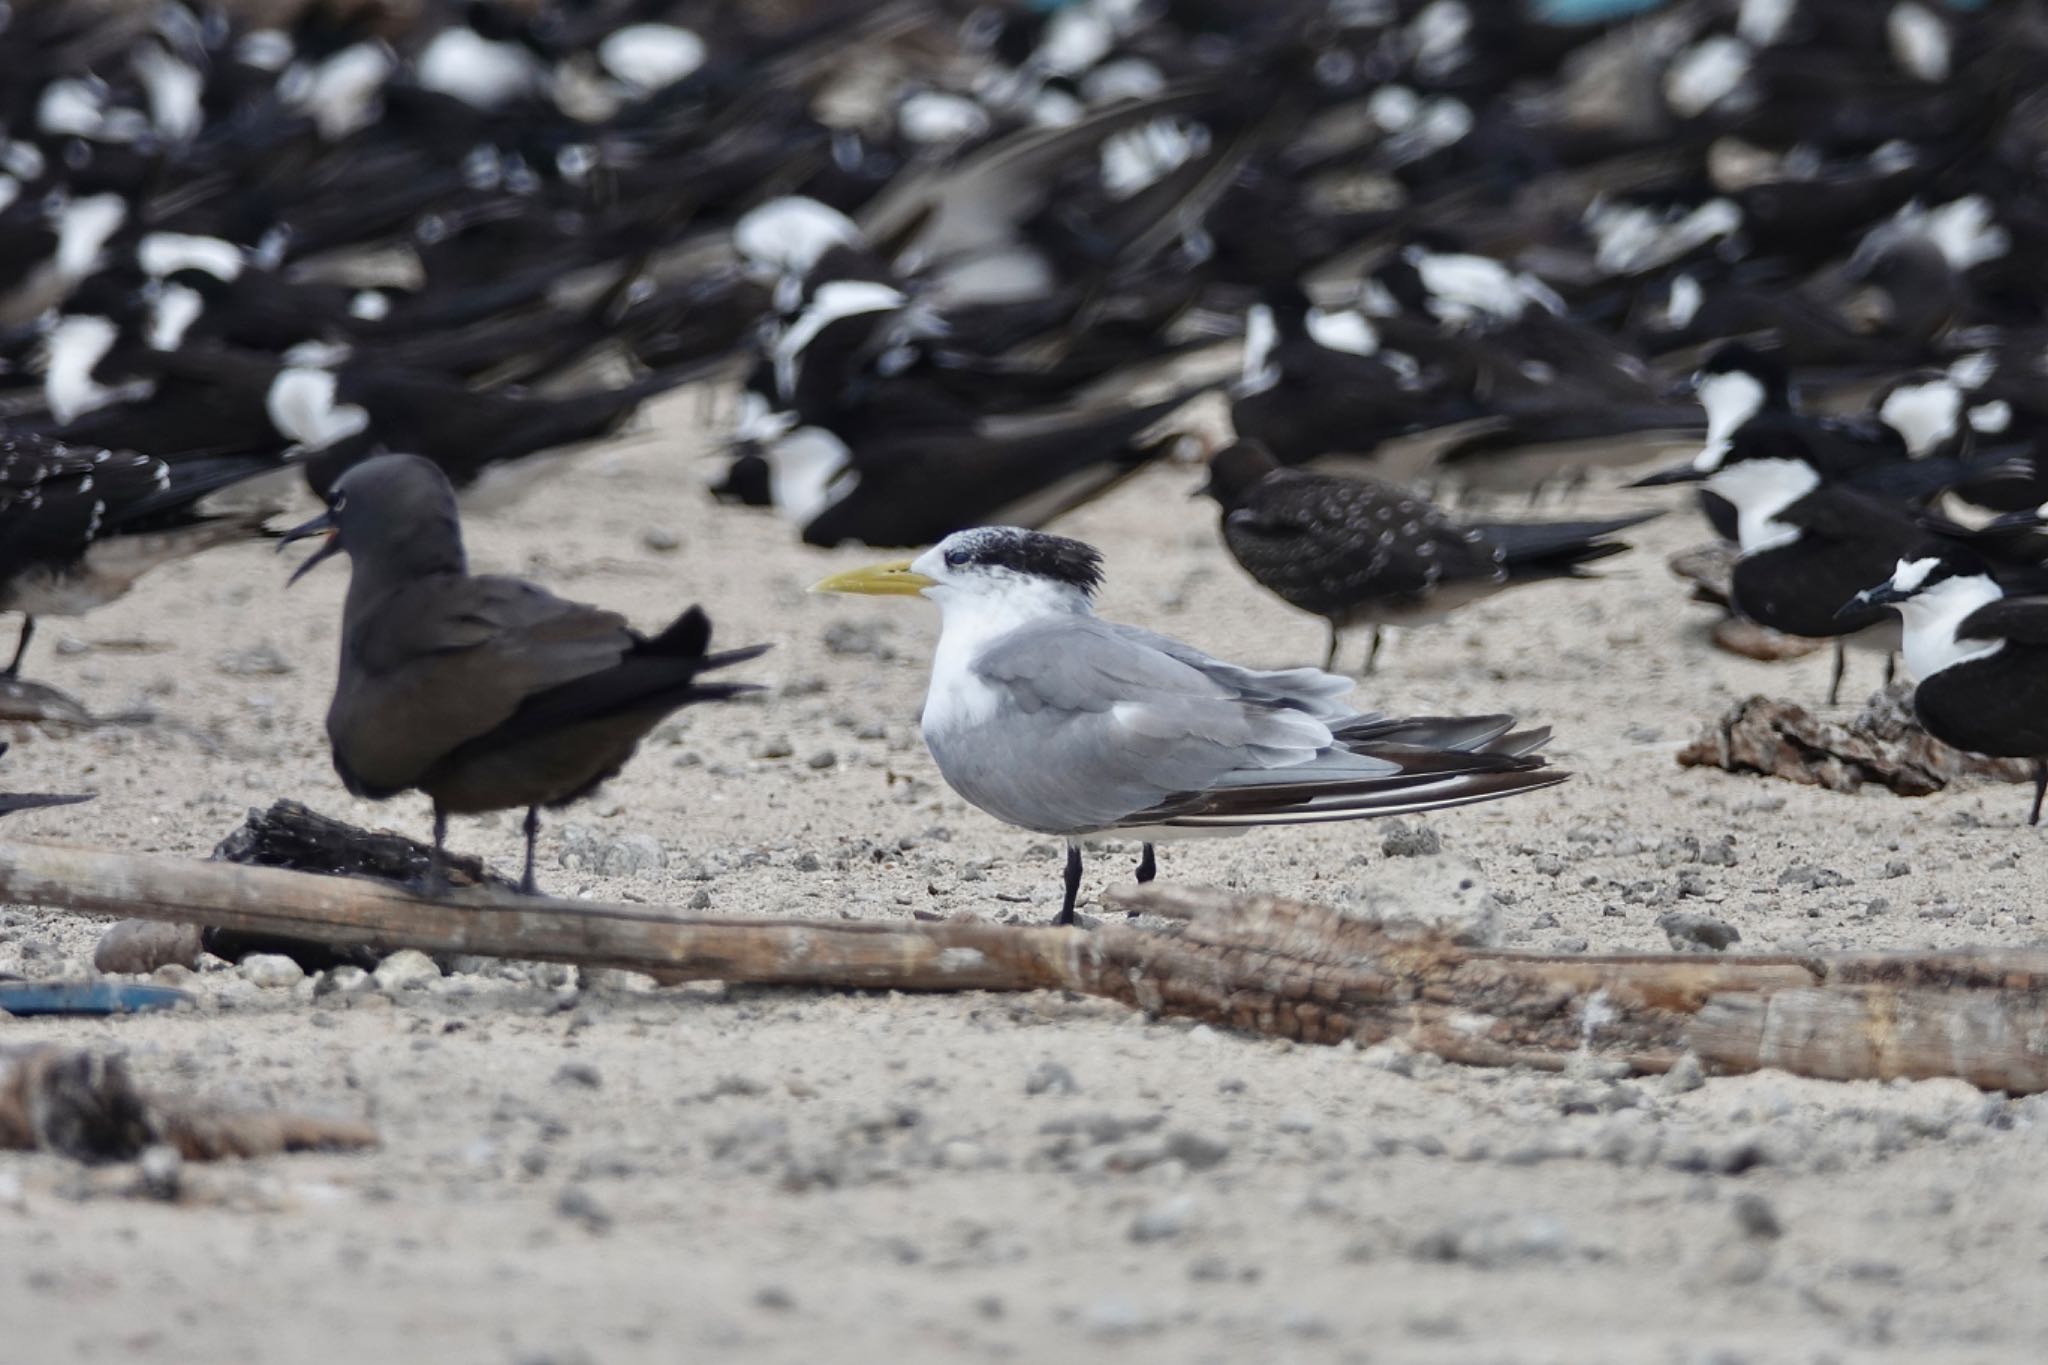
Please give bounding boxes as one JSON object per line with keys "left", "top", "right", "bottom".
{"left": 1845, "top": 549, "right": 2048, "bottom": 824}
{"left": 1200, "top": 441, "right": 1657, "bottom": 673}
{"left": 0, "top": 435, "right": 275, "bottom": 678}
{"left": 813, "top": 526, "right": 1565, "bottom": 925}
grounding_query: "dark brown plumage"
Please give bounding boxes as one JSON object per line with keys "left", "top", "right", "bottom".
{"left": 283, "top": 453, "right": 767, "bottom": 893}
{"left": 1201, "top": 441, "right": 1657, "bottom": 672}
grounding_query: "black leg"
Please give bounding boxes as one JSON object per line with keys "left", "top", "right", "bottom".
{"left": 1885, "top": 653, "right": 1897, "bottom": 687}
{"left": 1055, "top": 840, "right": 1082, "bottom": 927}
{"left": 521, "top": 805, "right": 542, "bottom": 895}
{"left": 5, "top": 616, "right": 32, "bottom": 677}
{"left": 1363, "top": 627, "right": 1384, "bottom": 676}
{"left": 424, "top": 803, "right": 450, "bottom": 897}
{"left": 1827, "top": 639, "right": 1846, "bottom": 706}
{"left": 1136, "top": 843, "right": 1156, "bottom": 883}
{"left": 1324, "top": 622, "right": 1341, "bottom": 672}
{"left": 2031, "top": 760, "right": 2046, "bottom": 828}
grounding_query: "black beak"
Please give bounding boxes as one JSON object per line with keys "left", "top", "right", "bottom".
{"left": 279, "top": 507, "right": 342, "bottom": 585}
{"left": 1660, "top": 377, "right": 1697, "bottom": 401}
{"left": 1838, "top": 584, "right": 1905, "bottom": 619}
{"left": 1628, "top": 462, "right": 1710, "bottom": 488}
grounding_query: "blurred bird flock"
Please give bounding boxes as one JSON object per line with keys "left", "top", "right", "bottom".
{"left": 6, "top": 0, "right": 2048, "bottom": 881}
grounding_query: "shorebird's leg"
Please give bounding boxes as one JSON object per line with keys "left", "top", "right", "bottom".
{"left": 423, "top": 803, "right": 451, "bottom": 897}
{"left": 521, "top": 805, "right": 542, "bottom": 895}
{"left": 1827, "top": 640, "right": 1847, "bottom": 706}
{"left": 5, "top": 616, "right": 33, "bottom": 677}
{"left": 2031, "top": 760, "right": 2046, "bottom": 828}
{"left": 1056, "top": 840, "right": 1083, "bottom": 927}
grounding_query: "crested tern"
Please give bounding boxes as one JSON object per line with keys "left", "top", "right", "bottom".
{"left": 815, "top": 526, "right": 1567, "bottom": 924}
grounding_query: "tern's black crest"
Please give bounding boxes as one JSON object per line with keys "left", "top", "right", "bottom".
{"left": 944, "top": 527, "right": 1104, "bottom": 596}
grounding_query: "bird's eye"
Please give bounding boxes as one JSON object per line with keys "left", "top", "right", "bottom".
{"left": 944, "top": 547, "right": 971, "bottom": 568}
{"left": 330, "top": 492, "right": 347, "bottom": 514}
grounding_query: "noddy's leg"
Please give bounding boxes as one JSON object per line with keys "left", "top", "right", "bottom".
{"left": 1364, "top": 627, "right": 1384, "bottom": 676}
{"left": 1056, "top": 840, "right": 1082, "bottom": 927}
{"left": 1323, "top": 622, "right": 1341, "bottom": 672}
{"left": 1885, "top": 653, "right": 1898, "bottom": 687}
{"left": 5, "top": 616, "right": 33, "bottom": 677}
{"left": 1827, "top": 640, "right": 1846, "bottom": 706}
{"left": 2032, "top": 760, "right": 2046, "bottom": 828}
{"left": 520, "top": 805, "right": 541, "bottom": 896}
{"left": 424, "top": 803, "right": 450, "bottom": 897}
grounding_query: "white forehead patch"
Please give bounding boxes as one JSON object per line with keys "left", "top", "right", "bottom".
{"left": 1665, "top": 37, "right": 1752, "bottom": 119}
{"left": 598, "top": 24, "right": 706, "bottom": 91}
{"left": 1887, "top": 3, "right": 1949, "bottom": 83}
{"left": 138, "top": 232, "right": 244, "bottom": 281}
{"left": 1878, "top": 380, "right": 1961, "bottom": 456}
{"left": 1968, "top": 400, "right": 2012, "bottom": 434}
{"left": 733, "top": 197, "right": 861, "bottom": 279}
{"left": 1890, "top": 556, "right": 1939, "bottom": 593}
{"left": 1664, "top": 274, "right": 1704, "bottom": 330}
{"left": 1305, "top": 307, "right": 1378, "bottom": 356}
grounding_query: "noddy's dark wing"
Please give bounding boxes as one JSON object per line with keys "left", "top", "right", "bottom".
{"left": 330, "top": 576, "right": 635, "bottom": 796}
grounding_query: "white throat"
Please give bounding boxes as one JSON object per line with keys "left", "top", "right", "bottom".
{"left": 1878, "top": 381, "right": 1961, "bottom": 457}
{"left": 765, "top": 426, "right": 854, "bottom": 524}
{"left": 1896, "top": 573, "right": 2004, "bottom": 679}
{"left": 1694, "top": 370, "right": 1766, "bottom": 469}
{"left": 913, "top": 553, "right": 1096, "bottom": 737}
{"left": 44, "top": 315, "right": 120, "bottom": 423}
{"left": 266, "top": 367, "right": 369, "bottom": 448}
{"left": 1707, "top": 457, "right": 1819, "bottom": 554}
{"left": 1239, "top": 304, "right": 1278, "bottom": 393}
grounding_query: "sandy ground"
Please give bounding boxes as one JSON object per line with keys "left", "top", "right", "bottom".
{"left": 5, "top": 390, "right": 2048, "bottom": 1364}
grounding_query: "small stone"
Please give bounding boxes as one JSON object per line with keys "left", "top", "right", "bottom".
{"left": 1412, "top": 1212, "right": 1570, "bottom": 1268}
{"left": 1661, "top": 1052, "right": 1706, "bottom": 1095}
{"left": 595, "top": 833, "right": 664, "bottom": 877}
{"left": 1163, "top": 1130, "right": 1230, "bottom": 1170}
{"left": 793, "top": 852, "right": 823, "bottom": 873}
{"left": 314, "top": 965, "right": 373, "bottom": 998}
{"left": 1883, "top": 858, "right": 1911, "bottom": 879}
{"left": 237, "top": 954, "right": 305, "bottom": 989}
{"left": 755, "top": 737, "right": 795, "bottom": 760}
{"left": 1025, "top": 1061, "right": 1079, "bottom": 1095}
{"left": 94, "top": 920, "right": 204, "bottom": 975}
{"left": 1731, "top": 1192, "right": 1782, "bottom": 1239}
{"left": 136, "top": 1144, "right": 182, "bottom": 1201}
{"left": 554, "top": 1062, "right": 603, "bottom": 1090}
{"left": 1777, "top": 864, "right": 1849, "bottom": 890}
{"left": 754, "top": 1285, "right": 795, "bottom": 1312}
{"left": 688, "top": 888, "right": 712, "bottom": 910}
{"left": 1130, "top": 1194, "right": 1197, "bottom": 1243}
{"left": 373, "top": 949, "right": 442, "bottom": 992}
{"left": 1656, "top": 911, "right": 1741, "bottom": 953}
{"left": 214, "top": 642, "right": 294, "bottom": 676}
{"left": 641, "top": 526, "right": 681, "bottom": 552}
{"left": 556, "top": 1185, "right": 612, "bottom": 1233}
{"left": 1380, "top": 819, "right": 1441, "bottom": 858}
{"left": 806, "top": 750, "right": 837, "bottom": 770}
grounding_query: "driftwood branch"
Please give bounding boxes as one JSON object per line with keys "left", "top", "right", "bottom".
{"left": 0, "top": 1045, "right": 377, "bottom": 1163}
{"left": 1680, "top": 688, "right": 2034, "bottom": 795}
{"left": 6, "top": 840, "right": 2048, "bottom": 1093}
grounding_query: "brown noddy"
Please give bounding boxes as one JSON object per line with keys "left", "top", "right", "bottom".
{"left": 282, "top": 453, "right": 766, "bottom": 894}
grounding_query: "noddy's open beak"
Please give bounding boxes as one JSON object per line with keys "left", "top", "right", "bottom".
{"left": 1838, "top": 584, "right": 1905, "bottom": 619}
{"left": 810, "top": 558, "right": 937, "bottom": 597}
{"left": 1628, "top": 463, "right": 1710, "bottom": 488}
{"left": 279, "top": 507, "right": 342, "bottom": 586}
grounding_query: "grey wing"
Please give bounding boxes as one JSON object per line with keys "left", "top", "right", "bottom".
{"left": 952, "top": 618, "right": 1361, "bottom": 832}
{"left": 1100, "top": 622, "right": 1361, "bottom": 723}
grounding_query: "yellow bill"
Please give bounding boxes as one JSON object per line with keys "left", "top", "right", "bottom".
{"left": 810, "top": 558, "right": 936, "bottom": 596}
